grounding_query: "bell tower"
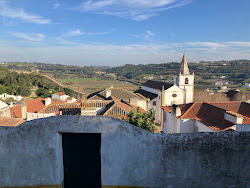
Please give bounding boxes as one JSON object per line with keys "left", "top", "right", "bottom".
{"left": 175, "top": 53, "right": 194, "bottom": 104}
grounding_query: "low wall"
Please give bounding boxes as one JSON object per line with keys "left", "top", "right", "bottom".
{"left": 0, "top": 116, "right": 249, "bottom": 188}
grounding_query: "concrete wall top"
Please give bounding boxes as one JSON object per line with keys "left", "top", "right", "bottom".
{"left": 0, "top": 116, "right": 250, "bottom": 188}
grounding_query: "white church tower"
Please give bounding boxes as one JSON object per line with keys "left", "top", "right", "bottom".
{"left": 175, "top": 53, "right": 194, "bottom": 104}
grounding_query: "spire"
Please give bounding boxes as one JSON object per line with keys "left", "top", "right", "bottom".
{"left": 179, "top": 52, "right": 190, "bottom": 75}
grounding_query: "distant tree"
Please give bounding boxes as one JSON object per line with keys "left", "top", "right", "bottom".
{"left": 64, "top": 87, "right": 74, "bottom": 97}
{"left": 125, "top": 107, "right": 156, "bottom": 132}
{"left": 0, "top": 86, "right": 6, "bottom": 94}
{"left": 36, "top": 88, "right": 51, "bottom": 98}
{"left": 17, "top": 86, "right": 31, "bottom": 97}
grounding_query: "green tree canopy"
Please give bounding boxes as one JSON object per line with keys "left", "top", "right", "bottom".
{"left": 125, "top": 107, "right": 156, "bottom": 132}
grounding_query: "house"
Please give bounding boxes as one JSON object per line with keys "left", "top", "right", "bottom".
{"left": 39, "top": 96, "right": 145, "bottom": 120}
{"left": 51, "top": 92, "right": 69, "bottom": 101}
{"left": 135, "top": 53, "right": 194, "bottom": 125}
{"left": 87, "top": 88, "right": 148, "bottom": 111}
{"left": 102, "top": 96, "right": 145, "bottom": 120}
{"left": 242, "top": 83, "right": 250, "bottom": 88}
{"left": 0, "top": 93, "right": 22, "bottom": 101}
{"left": 0, "top": 100, "right": 8, "bottom": 109}
{"left": 162, "top": 101, "right": 250, "bottom": 133}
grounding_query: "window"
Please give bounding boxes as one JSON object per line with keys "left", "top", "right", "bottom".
{"left": 153, "top": 101, "right": 156, "bottom": 106}
{"left": 172, "top": 94, "right": 177, "bottom": 98}
{"left": 185, "top": 78, "right": 189, "bottom": 84}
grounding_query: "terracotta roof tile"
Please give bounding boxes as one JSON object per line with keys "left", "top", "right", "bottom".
{"left": 51, "top": 99, "right": 66, "bottom": 104}
{"left": 162, "top": 101, "right": 250, "bottom": 132}
{"left": 0, "top": 117, "right": 24, "bottom": 127}
{"left": 55, "top": 92, "right": 66, "bottom": 96}
{"left": 103, "top": 96, "right": 145, "bottom": 120}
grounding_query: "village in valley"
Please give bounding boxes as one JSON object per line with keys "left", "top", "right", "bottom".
{"left": 0, "top": 53, "right": 249, "bottom": 133}
{"left": 0, "top": 0, "right": 249, "bottom": 187}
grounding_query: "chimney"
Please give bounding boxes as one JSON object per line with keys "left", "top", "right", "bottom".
{"left": 21, "top": 102, "right": 27, "bottom": 119}
{"left": 105, "top": 88, "right": 112, "bottom": 98}
{"left": 45, "top": 98, "right": 51, "bottom": 106}
{"left": 161, "top": 85, "right": 165, "bottom": 106}
{"left": 170, "top": 104, "right": 181, "bottom": 133}
{"left": 129, "top": 98, "right": 138, "bottom": 106}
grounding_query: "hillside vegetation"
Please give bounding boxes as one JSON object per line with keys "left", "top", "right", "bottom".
{"left": 1, "top": 60, "right": 249, "bottom": 90}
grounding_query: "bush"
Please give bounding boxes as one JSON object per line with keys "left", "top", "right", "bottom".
{"left": 36, "top": 88, "right": 51, "bottom": 98}
{"left": 125, "top": 107, "right": 156, "bottom": 132}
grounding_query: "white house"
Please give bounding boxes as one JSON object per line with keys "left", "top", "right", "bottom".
{"left": 242, "top": 83, "right": 250, "bottom": 88}
{"left": 135, "top": 53, "right": 194, "bottom": 125}
{"left": 0, "top": 93, "right": 22, "bottom": 101}
{"left": 162, "top": 101, "right": 250, "bottom": 133}
{"left": 0, "top": 100, "right": 8, "bottom": 109}
{"left": 51, "top": 92, "right": 70, "bottom": 101}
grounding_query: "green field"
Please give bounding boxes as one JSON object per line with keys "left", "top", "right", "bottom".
{"left": 58, "top": 77, "right": 101, "bottom": 84}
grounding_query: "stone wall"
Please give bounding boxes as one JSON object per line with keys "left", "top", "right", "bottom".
{"left": 0, "top": 116, "right": 249, "bottom": 188}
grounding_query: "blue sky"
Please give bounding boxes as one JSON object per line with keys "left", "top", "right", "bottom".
{"left": 0, "top": 0, "right": 249, "bottom": 66}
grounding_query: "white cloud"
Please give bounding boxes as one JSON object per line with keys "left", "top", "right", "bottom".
{"left": 146, "top": 30, "right": 155, "bottom": 37}
{"left": 0, "top": 0, "right": 51, "bottom": 24}
{"left": 77, "top": 0, "right": 192, "bottom": 21}
{"left": 12, "top": 32, "right": 45, "bottom": 42}
{"left": 53, "top": 3, "right": 60, "bottom": 9}
{"left": 56, "top": 29, "right": 115, "bottom": 43}
{"left": 0, "top": 39, "right": 250, "bottom": 66}
{"left": 64, "top": 30, "right": 84, "bottom": 37}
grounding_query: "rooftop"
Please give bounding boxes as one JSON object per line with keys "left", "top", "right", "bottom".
{"left": 142, "top": 80, "right": 173, "bottom": 91}
{"left": 0, "top": 117, "right": 24, "bottom": 127}
{"left": 87, "top": 88, "right": 146, "bottom": 101}
{"left": 162, "top": 101, "right": 250, "bottom": 131}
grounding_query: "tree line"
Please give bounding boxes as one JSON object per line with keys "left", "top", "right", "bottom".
{"left": 0, "top": 67, "right": 59, "bottom": 97}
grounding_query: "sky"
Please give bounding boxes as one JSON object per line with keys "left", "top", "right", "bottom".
{"left": 0, "top": 0, "right": 249, "bottom": 66}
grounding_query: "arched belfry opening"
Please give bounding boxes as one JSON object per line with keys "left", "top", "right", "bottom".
{"left": 185, "top": 78, "right": 189, "bottom": 84}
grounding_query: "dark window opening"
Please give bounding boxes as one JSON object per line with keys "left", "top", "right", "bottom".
{"left": 153, "top": 101, "right": 156, "bottom": 106}
{"left": 185, "top": 78, "right": 189, "bottom": 84}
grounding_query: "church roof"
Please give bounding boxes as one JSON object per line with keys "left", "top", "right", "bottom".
{"left": 179, "top": 53, "right": 190, "bottom": 75}
{"left": 134, "top": 89, "right": 158, "bottom": 100}
{"left": 142, "top": 80, "right": 173, "bottom": 91}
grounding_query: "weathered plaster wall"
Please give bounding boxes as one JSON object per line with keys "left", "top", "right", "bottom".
{"left": 236, "top": 124, "right": 250, "bottom": 132}
{"left": 195, "top": 121, "right": 215, "bottom": 132}
{"left": 0, "top": 116, "right": 249, "bottom": 188}
{"left": 180, "top": 119, "right": 195, "bottom": 133}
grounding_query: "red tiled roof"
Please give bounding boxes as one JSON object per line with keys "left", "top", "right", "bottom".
{"left": 65, "top": 97, "right": 73, "bottom": 101}
{"left": 162, "top": 101, "right": 250, "bottom": 132}
{"left": 10, "top": 97, "right": 66, "bottom": 118}
{"left": 162, "top": 103, "right": 193, "bottom": 115}
{"left": 51, "top": 99, "right": 66, "bottom": 104}
{"left": 39, "top": 101, "right": 110, "bottom": 114}
{"left": 103, "top": 96, "right": 145, "bottom": 120}
{"left": 10, "top": 104, "right": 22, "bottom": 118}
{"left": 0, "top": 117, "right": 24, "bottom": 127}
{"left": 55, "top": 92, "right": 66, "bottom": 96}
{"left": 27, "top": 98, "right": 46, "bottom": 113}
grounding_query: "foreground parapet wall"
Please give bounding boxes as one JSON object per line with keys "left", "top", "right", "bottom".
{"left": 0, "top": 116, "right": 249, "bottom": 188}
